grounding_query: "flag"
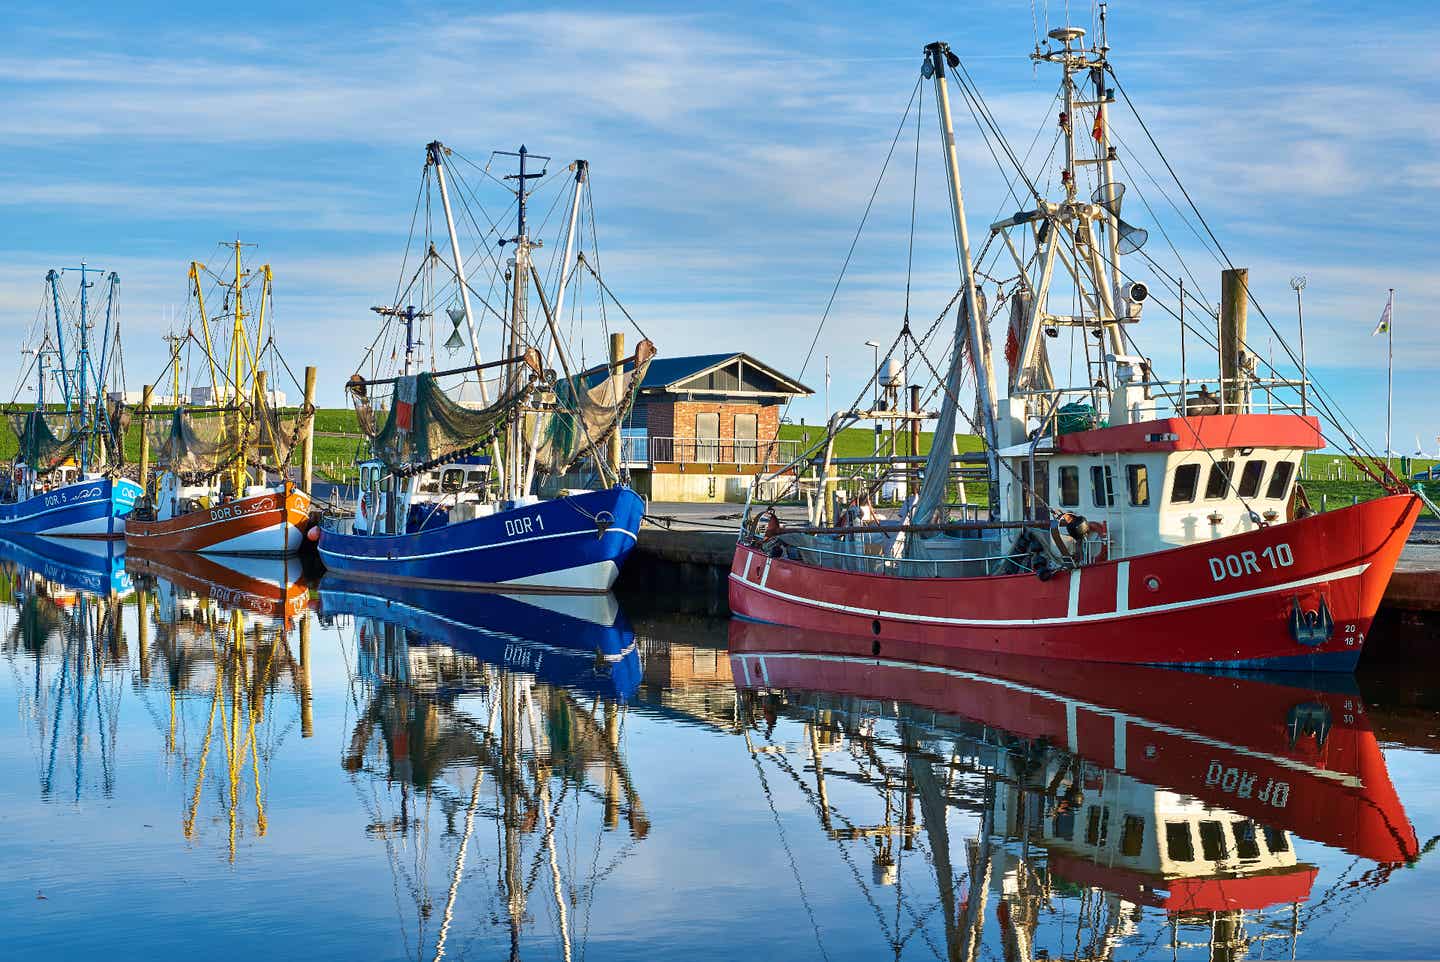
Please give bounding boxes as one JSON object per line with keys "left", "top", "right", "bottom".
{"left": 1372, "top": 295, "right": 1392, "bottom": 336}
{"left": 1091, "top": 108, "right": 1105, "bottom": 142}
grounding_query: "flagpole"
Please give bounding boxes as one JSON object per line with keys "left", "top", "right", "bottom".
{"left": 1387, "top": 287, "right": 1394, "bottom": 470}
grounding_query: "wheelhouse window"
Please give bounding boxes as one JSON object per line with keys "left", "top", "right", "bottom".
{"left": 440, "top": 468, "right": 464, "bottom": 493}
{"left": 1090, "top": 465, "right": 1115, "bottom": 508}
{"left": 1266, "top": 460, "right": 1296, "bottom": 500}
{"left": 1058, "top": 466, "right": 1080, "bottom": 507}
{"left": 1198, "top": 820, "right": 1228, "bottom": 860}
{"left": 1165, "top": 822, "right": 1195, "bottom": 861}
{"left": 1126, "top": 464, "right": 1150, "bottom": 506}
{"left": 1262, "top": 825, "right": 1289, "bottom": 854}
{"left": 1233, "top": 820, "right": 1261, "bottom": 859}
{"left": 1171, "top": 464, "right": 1200, "bottom": 503}
{"left": 695, "top": 413, "right": 720, "bottom": 461}
{"left": 1120, "top": 815, "right": 1145, "bottom": 857}
{"left": 1085, "top": 806, "right": 1110, "bottom": 847}
{"left": 1204, "top": 460, "right": 1234, "bottom": 500}
{"left": 465, "top": 469, "right": 486, "bottom": 489}
{"left": 1237, "top": 460, "right": 1266, "bottom": 499}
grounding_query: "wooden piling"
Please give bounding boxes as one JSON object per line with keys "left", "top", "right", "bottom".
{"left": 1220, "top": 268, "right": 1249, "bottom": 413}
{"left": 609, "top": 332, "right": 625, "bottom": 472}
{"left": 300, "top": 365, "right": 317, "bottom": 492}
{"left": 137, "top": 384, "right": 153, "bottom": 504}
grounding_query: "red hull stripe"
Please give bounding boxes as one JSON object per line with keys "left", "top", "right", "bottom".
{"left": 732, "top": 562, "right": 1369, "bottom": 628}
{"left": 1054, "top": 413, "right": 1324, "bottom": 454}
{"left": 732, "top": 651, "right": 1362, "bottom": 787}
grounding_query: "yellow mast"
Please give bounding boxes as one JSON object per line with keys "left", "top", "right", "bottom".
{"left": 190, "top": 262, "right": 220, "bottom": 404}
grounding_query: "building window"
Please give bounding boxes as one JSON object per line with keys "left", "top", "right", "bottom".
{"left": 1238, "top": 460, "right": 1266, "bottom": 498}
{"left": 1266, "top": 461, "right": 1296, "bottom": 500}
{"left": 1127, "top": 464, "right": 1150, "bottom": 506}
{"left": 1204, "top": 460, "right": 1234, "bottom": 500}
{"left": 1120, "top": 815, "right": 1145, "bottom": 857}
{"left": 734, "top": 413, "right": 758, "bottom": 464}
{"left": 1171, "top": 464, "right": 1200, "bottom": 503}
{"left": 1165, "top": 822, "right": 1195, "bottom": 861}
{"left": 1090, "top": 465, "right": 1115, "bottom": 507}
{"left": 1058, "top": 466, "right": 1080, "bottom": 507}
{"left": 695, "top": 413, "right": 719, "bottom": 461}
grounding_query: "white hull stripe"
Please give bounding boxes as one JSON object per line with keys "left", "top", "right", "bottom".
{"left": 733, "top": 651, "right": 1363, "bottom": 787}
{"left": 319, "top": 524, "right": 637, "bottom": 562}
{"left": 731, "top": 560, "right": 1371, "bottom": 627}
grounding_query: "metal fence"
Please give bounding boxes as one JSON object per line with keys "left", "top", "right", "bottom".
{"left": 621, "top": 434, "right": 802, "bottom": 468}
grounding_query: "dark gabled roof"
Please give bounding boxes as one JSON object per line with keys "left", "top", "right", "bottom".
{"left": 574, "top": 352, "right": 812, "bottom": 396}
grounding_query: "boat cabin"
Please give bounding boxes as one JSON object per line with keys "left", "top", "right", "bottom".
{"left": 354, "top": 455, "right": 515, "bottom": 536}
{"left": 2, "top": 462, "right": 86, "bottom": 503}
{"left": 152, "top": 470, "right": 280, "bottom": 522}
{"left": 999, "top": 410, "right": 1323, "bottom": 560}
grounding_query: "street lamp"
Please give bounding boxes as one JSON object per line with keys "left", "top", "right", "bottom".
{"left": 864, "top": 340, "right": 881, "bottom": 457}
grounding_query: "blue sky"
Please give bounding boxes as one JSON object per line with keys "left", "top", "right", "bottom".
{"left": 1, "top": 1, "right": 1435, "bottom": 455}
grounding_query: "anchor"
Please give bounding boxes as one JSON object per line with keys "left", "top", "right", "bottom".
{"left": 593, "top": 510, "right": 615, "bottom": 539}
{"left": 1285, "top": 701, "right": 1333, "bottom": 750}
{"left": 1288, "top": 593, "right": 1334, "bottom": 647}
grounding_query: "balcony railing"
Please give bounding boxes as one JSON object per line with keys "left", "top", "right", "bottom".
{"left": 620, "top": 434, "right": 802, "bottom": 469}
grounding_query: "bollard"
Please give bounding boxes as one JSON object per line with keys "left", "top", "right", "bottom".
{"left": 1321, "top": 493, "right": 1328, "bottom": 512}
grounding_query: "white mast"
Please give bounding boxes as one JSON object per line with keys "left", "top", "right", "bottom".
{"left": 926, "top": 41, "right": 1000, "bottom": 497}
{"left": 427, "top": 141, "right": 490, "bottom": 404}
{"left": 521, "top": 159, "right": 587, "bottom": 496}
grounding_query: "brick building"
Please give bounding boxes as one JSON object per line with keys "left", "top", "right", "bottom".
{"left": 619, "top": 353, "right": 811, "bottom": 503}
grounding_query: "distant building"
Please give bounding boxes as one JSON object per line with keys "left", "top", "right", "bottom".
{"left": 619, "top": 352, "right": 811, "bottom": 503}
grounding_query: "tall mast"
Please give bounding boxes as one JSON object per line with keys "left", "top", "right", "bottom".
{"left": 47, "top": 270, "right": 70, "bottom": 412}
{"left": 1095, "top": 3, "right": 1123, "bottom": 303}
{"left": 497, "top": 145, "right": 548, "bottom": 500}
{"left": 926, "top": 41, "right": 999, "bottom": 496}
{"left": 76, "top": 261, "right": 91, "bottom": 473}
{"left": 521, "top": 159, "right": 587, "bottom": 496}
{"left": 94, "top": 272, "right": 119, "bottom": 465}
{"left": 427, "top": 141, "right": 489, "bottom": 403}
{"left": 232, "top": 240, "right": 245, "bottom": 403}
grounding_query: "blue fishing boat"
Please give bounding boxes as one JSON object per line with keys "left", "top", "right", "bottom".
{"left": 0, "top": 534, "right": 132, "bottom": 597}
{"left": 317, "top": 142, "right": 653, "bottom": 591}
{"left": 1, "top": 265, "right": 141, "bottom": 538}
{"left": 318, "top": 574, "right": 641, "bottom": 701}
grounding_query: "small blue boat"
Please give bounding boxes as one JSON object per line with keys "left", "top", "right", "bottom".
{"left": 318, "top": 574, "right": 641, "bottom": 701}
{"left": 0, "top": 534, "right": 132, "bottom": 597}
{"left": 0, "top": 474, "right": 141, "bottom": 538}
{"left": 3, "top": 265, "right": 139, "bottom": 539}
{"left": 316, "top": 141, "right": 653, "bottom": 591}
{"left": 319, "top": 481, "right": 642, "bottom": 591}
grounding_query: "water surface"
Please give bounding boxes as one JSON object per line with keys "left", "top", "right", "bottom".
{"left": 0, "top": 537, "right": 1437, "bottom": 960}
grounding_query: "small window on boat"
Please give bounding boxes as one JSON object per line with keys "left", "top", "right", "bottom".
{"left": 1262, "top": 825, "right": 1289, "bottom": 854}
{"left": 1090, "top": 466, "right": 1115, "bottom": 508}
{"left": 1171, "top": 464, "right": 1200, "bottom": 503}
{"left": 1165, "top": 822, "right": 1194, "bottom": 861}
{"left": 466, "top": 470, "right": 485, "bottom": 487}
{"left": 1266, "top": 461, "right": 1296, "bottom": 500}
{"left": 1126, "top": 464, "right": 1150, "bottom": 506}
{"left": 1238, "top": 460, "right": 1266, "bottom": 499}
{"left": 1204, "top": 460, "right": 1234, "bottom": 500}
{"left": 1119, "top": 815, "right": 1145, "bottom": 857}
{"left": 1058, "top": 466, "right": 1080, "bottom": 507}
{"left": 441, "top": 469, "right": 464, "bottom": 493}
{"left": 1233, "top": 820, "right": 1261, "bottom": 859}
{"left": 1084, "top": 806, "right": 1110, "bottom": 847}
{"left": 1198, "top": 820, "right": 1228, "bottom": 860}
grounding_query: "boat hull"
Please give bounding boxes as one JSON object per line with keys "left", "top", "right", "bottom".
{"left": 0, "top": 535, "right": 132, "bottom": 596}
{"left": 728, "top": 621, "right": 1418, "bottom": 864}
{"left": 125, "top": 485, "right": 311, "bottom": 556}
{"left": 317, "top": 487, "right": 643, "bottom": 592}
{"left": 0, "top": 477, "right": 141, "bottom": 539}
{"left": 729, "top": 494, "right": 1419, "bottom": 671}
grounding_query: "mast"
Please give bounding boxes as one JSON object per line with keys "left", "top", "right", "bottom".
{"left": 496, "top": 145, "right": 548, "bottom": 500}
{"left": 926, "top": 41, "right": 1000, "bottom": 498}
{"left": 426, "top": 141, "right": 489, "bottom": 403}
{"left": 521, "top": 159, "right": 587, "bottom": 496}
{"left": 93, "top": 272, "right": 119, "bottom": 466}
{"left": 76, "top": 262, "right": 91, "bottom": 473}
{"left": 47, "top": 270, "right": 70, "bottom": 412}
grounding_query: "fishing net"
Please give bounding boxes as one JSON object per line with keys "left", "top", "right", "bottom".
{"left": 252, "top": 393, "right": 314, "bottom": 468}
{"left": 349, "top": 348, "right": 544, "bottom": 476}
{"left": 531, "top": 339, "right": 656, "bottom": 478}
{"left": 8, "top": 410, "right": 81, "bottom": 473}
{"left": 147, "top": 406, "right": 247, "bottom": 475}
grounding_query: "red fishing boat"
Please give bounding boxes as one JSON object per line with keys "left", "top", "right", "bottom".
{"left": 728, "top": 620, "right": 1418, "bottom": 866}
{"left": 731, "top": 35, "right": 1419, "bottom": 671}
{"left": 126, "top": 480, "right": 311, "bottom": 556}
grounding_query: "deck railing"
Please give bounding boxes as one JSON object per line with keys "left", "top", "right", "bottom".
{"left": 622, "top": 434, "right": 803, "bottom": 469}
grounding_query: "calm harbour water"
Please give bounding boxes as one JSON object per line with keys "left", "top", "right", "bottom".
{"left": 1, "top": 537, "right": 1437, "bottom": 961}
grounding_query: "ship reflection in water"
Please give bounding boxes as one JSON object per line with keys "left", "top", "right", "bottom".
{"left": 0, "top": 534, "right": 1436, "bottom": 960}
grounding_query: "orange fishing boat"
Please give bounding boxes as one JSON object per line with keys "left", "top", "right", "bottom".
{"left": 126, "top": 480, "right": 311, "bottom": 556}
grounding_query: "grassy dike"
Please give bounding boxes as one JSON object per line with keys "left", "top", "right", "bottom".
{"left": 0, "top": 408, "right": 1431, "bottom": 515}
